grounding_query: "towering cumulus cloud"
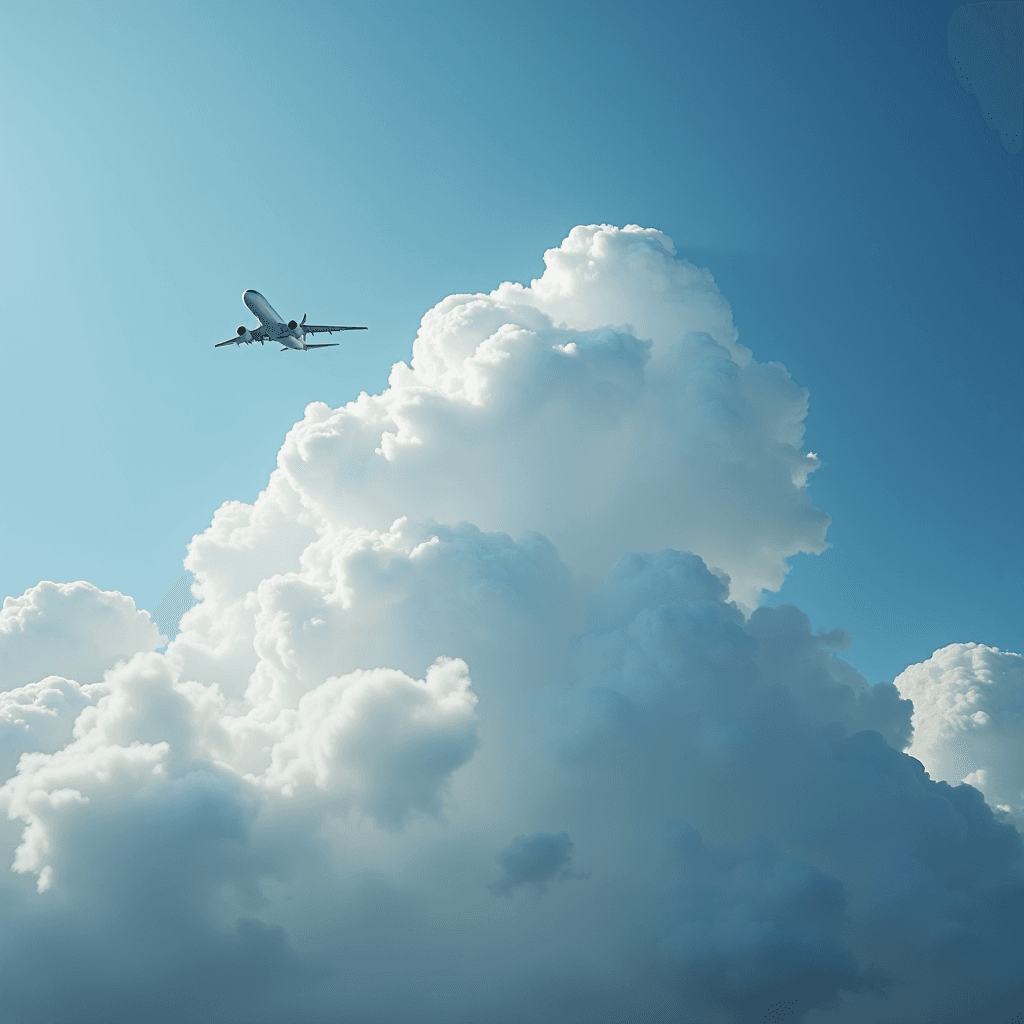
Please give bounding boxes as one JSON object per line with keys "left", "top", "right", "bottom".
{"left": 0, "top": 226, "right": 1020, "bottom": 1024}
{"left": 262, "top": 224, "right": 828, "bottom": 611}
{"left": 895, "top": 644, "right": 1024, "bottom": 831}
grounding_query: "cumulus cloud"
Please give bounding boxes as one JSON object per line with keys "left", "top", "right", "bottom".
{"left": 895, "top": 643, "right": 1024, "bottom": 828}
{"left": 0, "top": 226, "right": 1020, "bottom": 1024}
{"left": 0, "top": 649, "right": 480, "bottom": 894}
{"left": 0, "top": 580, "right": 163, "bottom": 688}
{"left": 258, "top": 657, "right": 478, "bottom": 826}
{"left": 0, "top": 676, "right": 96, "bottom": 781}
{"left": 551, "top": 550, "right": 1022, "bottom": 1022}
{"left": 253, "top": 224, "right": 828, "bottom": 610}
{"left": 555, "top": 550, "right": 914, "bottom": 766}
{"left": 0, "top": 581, "right": 163, "bottom": 785}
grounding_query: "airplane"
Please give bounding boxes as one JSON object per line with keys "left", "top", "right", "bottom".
{"left": 216, "top": 290, "right": 367, "bottom": 351}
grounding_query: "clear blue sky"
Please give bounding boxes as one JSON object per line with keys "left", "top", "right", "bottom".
{"left": 1, "top": 0, "right": 1020, "bottom": 687}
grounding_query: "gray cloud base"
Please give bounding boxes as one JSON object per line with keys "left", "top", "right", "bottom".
{"left": 2, "top": 543, "right": 1019, "bottom": 1023}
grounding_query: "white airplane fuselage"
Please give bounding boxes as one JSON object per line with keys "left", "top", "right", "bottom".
{"left": 243, "top": 289, "right": 307, "bottom": 350}
{"left": 217, "top": 289, "right": 363, "bottom": 351}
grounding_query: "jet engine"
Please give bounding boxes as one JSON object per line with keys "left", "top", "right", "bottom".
{"left": 236, "top": 326, "right": 253, "bottom": 344}
{"left": 287, "top": 319, "right": 299, "bottom": 331}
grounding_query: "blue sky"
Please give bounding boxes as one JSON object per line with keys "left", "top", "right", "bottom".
{"left": 3, "top": 1, "right": 1019, "bottom": 687}
{"left": 1, "top": 5, "right": 1023, "bottom": 1023}
{"left": 2, "top": 0, "right": 1020, "bottom": 684}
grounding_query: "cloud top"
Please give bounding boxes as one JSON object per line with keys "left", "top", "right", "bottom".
{"left": 895, "top": 642, "right": 1024, "bottom": 828}
{"left": 264, "top": 223, "right": 827, "bottom": 608}
{"left": 1, "top": 580, "right": 163, "bottom": 688}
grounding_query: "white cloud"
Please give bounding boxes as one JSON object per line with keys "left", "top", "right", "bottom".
{"left": 0, "top": 675, "right": 97, "bottom": 782}
{"left": 894, "top": 642, "right": 1024, "bottom": 827}
{"left": 230, "top": 223, "right": 830, "bottom": 612}
{"left": 258, "top": 657, "right": 478, "bottom": 826}
{"left": 1, "top": 643, "right": 480, "bottom": 894}
{"left": 0, "top": 580, "right": 163, "bottom": 689}
{"left": 0, "top": 581, "right": 162, "bottom": 786}
{"left": 0, "top": 226, "right": 1020, "bottom": 1024}
{"left": 503, "top": 224, "right": 748, "bottom": 364}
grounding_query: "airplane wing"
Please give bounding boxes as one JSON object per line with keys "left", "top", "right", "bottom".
{"left": 304, "top": 343, "right": 340, "bottom": 349}
{"left": 303, "top": 325, "right": 368, "bottom": 335}
{"left": 215, "top": 326, "right": 270, "bottom": 347}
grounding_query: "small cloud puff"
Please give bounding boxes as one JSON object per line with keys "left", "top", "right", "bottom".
{"left": 488, "top": 830, "right": 590, "bottom": 896}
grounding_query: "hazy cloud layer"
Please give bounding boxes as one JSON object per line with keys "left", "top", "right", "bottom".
{"left": 1, "top": 227, "right": 1020, "bottom": 1024}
